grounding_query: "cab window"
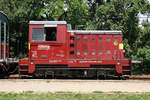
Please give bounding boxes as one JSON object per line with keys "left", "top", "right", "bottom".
{"left": 32, "top": 27, "right": 57, "bottom": 41}
{"left": 32, "top": 28, "right": 45, "bottom": 41}
{"left": 45, "top": 27, "right": 57, "bottom": 41}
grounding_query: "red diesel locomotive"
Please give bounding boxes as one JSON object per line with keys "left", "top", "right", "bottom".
{"left": 19, "top": 21, "right": 131, "bottom": 78}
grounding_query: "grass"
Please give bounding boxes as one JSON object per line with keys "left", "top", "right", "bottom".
{"left": 0, "top": 92, "right": 150, "bottom": 100}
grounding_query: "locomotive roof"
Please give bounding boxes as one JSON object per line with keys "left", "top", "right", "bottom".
{"left": 29, "top": 21, "right": 67, "bottom": 25}
{"left": 68, "top": 30, "right": 122, "bottom": 34}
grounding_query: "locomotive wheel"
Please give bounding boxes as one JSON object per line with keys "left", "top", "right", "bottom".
{"left": 0, "top": 63, "right": 8, "bottom": 78}
{"left": 18, "top": 65, "right": 30, "bottom": 79}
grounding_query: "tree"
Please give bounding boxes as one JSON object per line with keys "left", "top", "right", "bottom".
{"left": 66, "top": 0, "right": 89, "bottom": 29}
{"left": 0, "top": 0, "right": 150, "bottom": 74}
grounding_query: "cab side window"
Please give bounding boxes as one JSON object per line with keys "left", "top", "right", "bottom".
{"left": 45, "top": 27, "right": 57, "bottom": 41}
{"left": 32, "top": 28, "right": 45, "bottom": 41}
{"left": 32, "top": 27, "right": 57, "bottom": 41}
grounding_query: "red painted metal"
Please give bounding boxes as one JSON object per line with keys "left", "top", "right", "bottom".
{"left": 0, "top": 43, "right": 9, "bottom": 59}
{"left": 19, "top": 21, "right": 131, "bottom": 76}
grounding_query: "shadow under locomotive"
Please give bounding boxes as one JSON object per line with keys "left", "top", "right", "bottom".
{"left": 33, "top": 64, "right": 130, "bottom": 79}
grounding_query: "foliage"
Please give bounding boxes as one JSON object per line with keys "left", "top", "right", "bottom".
{"left": 134, "top": 24, "right": 150, "bottom": 74}
{"left": 38, "top": 0, "right": 64, "bottom": 20}
{"left": 66, "top": 0, "right": 89, "bottom": 29}
{"left": 0, "top": 0, "right": 150, "bottom": 74}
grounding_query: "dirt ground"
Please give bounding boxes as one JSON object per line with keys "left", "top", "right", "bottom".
{"left": 0, "top": 79, "right": 150, "bottom": 93}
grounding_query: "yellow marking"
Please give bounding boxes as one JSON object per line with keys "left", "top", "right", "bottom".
{"left": 119, "top": 43, "right": 123, "bottom": 49}
{"left": 28, "top": 43, "right": 30, "bottom": 50}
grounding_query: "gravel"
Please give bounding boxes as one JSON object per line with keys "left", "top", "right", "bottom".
{"left": 0, "top": 79, "right": 150, "bottom": 93}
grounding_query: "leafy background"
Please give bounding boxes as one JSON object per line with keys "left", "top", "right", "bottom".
{"left": 0, "top": 0, "right": 150, "bottom": 74}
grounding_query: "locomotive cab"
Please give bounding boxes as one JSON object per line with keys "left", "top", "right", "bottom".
{"left": 19, "top": 21, "right": 69, "bottom": 77}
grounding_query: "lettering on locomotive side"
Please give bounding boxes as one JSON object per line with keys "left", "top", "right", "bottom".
{"left": 79, "top": 60, "right": 102, "bottom": 63}
{"left": 55, "top": 54, "right": 65, "bottom": 57}
{"left": 38, "top": 45, "right": 50, "bottom": 50}
{"left": 49, "top": 60, "right": 62, "bottom": 63}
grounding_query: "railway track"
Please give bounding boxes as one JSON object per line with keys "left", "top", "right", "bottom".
{"left": 7, "top": 74, "right": 150, "bottom": 80}
{"left": 8, "top": 74, "right": 19, "bottom": 79}
{"left": 129, "top": 75, "right": 150, "bottom": 80}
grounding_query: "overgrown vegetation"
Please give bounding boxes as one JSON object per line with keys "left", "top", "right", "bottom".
{"left": 0, "top": 0, "right": 150, "bottom": 74}
{"left": 0, "top": 92, "right": 150, "bottom": 100}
